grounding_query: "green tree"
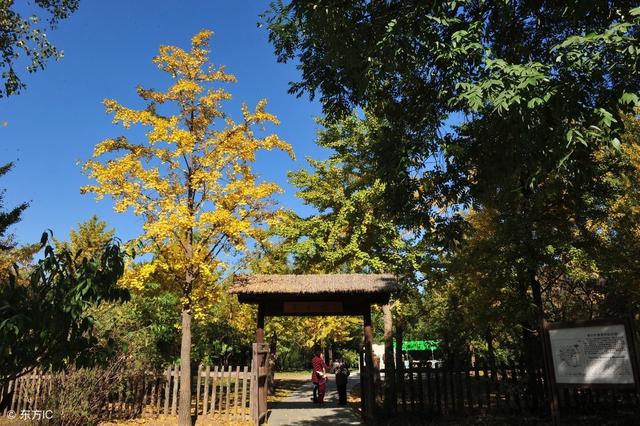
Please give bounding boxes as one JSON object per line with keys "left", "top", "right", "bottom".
{"left": 265, "top": 0, "right": 640, "bottom": 369}
{"left": 0, "top": 233, "right": 128, "bottom": 382}
{"left": 1, "top": 0, "right": 80, "bottom": 97}
{"left": 260, "top": 114, "right": 423, "bottom": 377}
{"left": 273, "top": 114, "right": 418, "bottom": 275}
{"left": 53, "top": 217, "right": 178, "bottom": 368}
{"left": 91, "top": 284, "right": 181, "bottom": 369}
{"left": 588, "top": 109, "right": 640, "bottom": 319}
{"left": 0, "top": 162, "right": 27, "bottom": 246}
{"left": 0, "top": 162, "right": 35, "bottom": 280}
{"left": 265, "top": 1, "right": 639, "bottom": 190}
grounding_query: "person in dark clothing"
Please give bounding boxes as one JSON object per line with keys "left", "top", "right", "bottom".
{"left": 335, "top": 361, "right": 350, "bottom": 405}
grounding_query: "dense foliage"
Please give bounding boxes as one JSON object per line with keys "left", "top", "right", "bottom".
{"left": 0, "top": 233, "right": 128, "bottom": 382}
{"left": 0, "top": 162, "right": 34, "bottom": 279}
{"left": 263, "top": 0, "right": 640, "bottom": 366}
{"left": 0, "top": 0, "right": 79, "bottom": 97}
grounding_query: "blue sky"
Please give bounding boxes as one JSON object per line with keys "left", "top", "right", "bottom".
{"left": 1, "top": 1, "right": 325, "bottom": 245}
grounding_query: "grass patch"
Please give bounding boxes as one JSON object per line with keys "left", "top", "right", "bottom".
{"left": 272, "top": 370, "right": 309, "bottom": 380}
{"left": 0, "top": 420, "right": 23, "bottom": 426}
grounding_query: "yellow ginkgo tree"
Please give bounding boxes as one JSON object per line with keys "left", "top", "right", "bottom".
{"left": 82, "top": 30, "right": 293, "bottom": 424}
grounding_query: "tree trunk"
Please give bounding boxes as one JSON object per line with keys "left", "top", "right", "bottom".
{"left": 529, "top": 270, "right": 544, "bottom": 396}
{"left": 178, "top": 305, "right": 192, "bottom": 426}
{"left": 518, "top": 178, "right": 545, "bottom": 384}
{"left": 485, "top": 331, "right": 497, "bottom": 380}
{"left": 363, "top": 309, "right": 376, "bottom": 419}
{"left": 394, "top": 323, "right": 404, "bottom": 409}
{"left": 395, "top": 324, "right": 404, "bottom": 370}
{"left": 485, "top": 330, "right": 494, "bottom": 367}
{"left": 383, "top": 303, "right": 396, "bottom": 415}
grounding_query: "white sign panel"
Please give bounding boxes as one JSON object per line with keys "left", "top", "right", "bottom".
{"left": 549, "top": 324, "right": 635, "bottom": 385}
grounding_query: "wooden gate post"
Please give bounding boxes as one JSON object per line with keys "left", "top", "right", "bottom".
{"left": 252, "top": 342, "right": 270, "bottom": 425}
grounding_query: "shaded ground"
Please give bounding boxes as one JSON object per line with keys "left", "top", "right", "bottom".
{"left": 267, "top": 374, "right": 362, "bottom": 426}
{"left": 269, "top": 371, "right": 309, "bottom": 405}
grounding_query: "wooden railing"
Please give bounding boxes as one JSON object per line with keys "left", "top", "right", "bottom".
{"left": 193, "top": 365, "right": 252, "bottom": 420}
{"left": 0, "top": 364, "right": 252, "bottom": 421}
{"left": 379, "top": 364, "right": 639, "bottom": 417}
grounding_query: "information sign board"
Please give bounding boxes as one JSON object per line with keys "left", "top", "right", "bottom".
{"left": 548, "top": 324, "right": 635, "bottom": 385}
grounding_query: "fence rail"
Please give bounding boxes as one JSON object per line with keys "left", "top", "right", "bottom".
{"left": 380, "top": 364, "right": 640, "bottom": 417}
{"left": 0, "top": 365, "right": 252, "bottom": 421}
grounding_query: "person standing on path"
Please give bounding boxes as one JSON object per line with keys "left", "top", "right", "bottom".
{"left": 311, "top": 349, "right": 329, "bottom": 403}
{"left": 317, "top": 368, "right": 328, "bottom": 403}
{"left": 335, "top": 361, "right": 350, "bottom": 405}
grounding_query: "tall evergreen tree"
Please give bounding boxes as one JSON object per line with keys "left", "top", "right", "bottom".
{"left": 0, "top": 162, "right": 27, "bottom": 250}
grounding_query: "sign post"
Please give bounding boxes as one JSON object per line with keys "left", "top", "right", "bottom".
{"left": 540, "top": 319, "right": 560, "bottom": 425}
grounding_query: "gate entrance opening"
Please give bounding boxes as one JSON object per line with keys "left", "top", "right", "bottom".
{"left": 230, "top": 273, "right": 396, "bottom": 424}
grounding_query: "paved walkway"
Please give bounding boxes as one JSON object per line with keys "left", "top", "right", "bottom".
{"left": 267, "top": 375, "right": 363, "bottom": 426}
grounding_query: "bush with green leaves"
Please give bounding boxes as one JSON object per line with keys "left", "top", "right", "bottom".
{"left": 90, "top": 285, "right": 181, "bottom": 369}
{"left": 0, "top": 233, "right": 128, "bottom": 382}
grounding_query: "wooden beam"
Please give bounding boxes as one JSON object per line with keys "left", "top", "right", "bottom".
{"left": 237, "top": 292, "right": 391, "bottom": 306}
{"left": 283, "top": 301, "right": 343, "bottom": 314}
{"left": 258, "top": 300, "right": 370, "bottom": 317}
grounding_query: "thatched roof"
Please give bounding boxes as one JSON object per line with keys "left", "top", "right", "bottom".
{"left": 230, "top": 273, "right": 396, "bottom": 296}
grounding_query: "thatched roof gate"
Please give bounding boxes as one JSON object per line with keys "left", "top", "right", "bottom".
{"left": 231, "top": 273, "right": 397, "bottom": 423}
{"left": 230, "top": 273, "right": 396, "bottom": 315}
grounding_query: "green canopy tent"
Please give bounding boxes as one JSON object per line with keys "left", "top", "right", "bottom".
{"left": 394, "top": 339, "right": 440, "bottom": 359}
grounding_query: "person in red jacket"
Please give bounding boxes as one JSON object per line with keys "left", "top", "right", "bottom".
{"left": 311, "top": 349, "right": 329, "bottom": 403}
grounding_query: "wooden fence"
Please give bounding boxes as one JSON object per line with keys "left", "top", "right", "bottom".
{"left": 380, "top": 364, "right": 640, "bottom": 417}
{"left": 0, "top": 364, "right": 253, "bottom": 421}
